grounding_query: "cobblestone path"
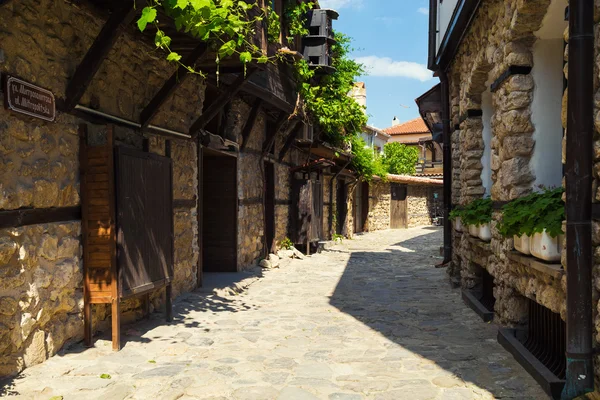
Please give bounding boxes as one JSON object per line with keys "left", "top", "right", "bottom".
{"left": 2, "top": 227, "right": 547, "bottom": 399}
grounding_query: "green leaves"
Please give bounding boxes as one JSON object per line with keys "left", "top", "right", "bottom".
{"left": 154, "top": 30, "right": 171, "bottom": 48}
{"left": 218, "top": 40, "right": 237, "bottom": 57}
{"left": 167, "top": 52, "right": 182, "bottom": 62}
{"left": 498, "top": 188, "right": 564, "bottom": 238}
{"left": 461, "top": 198, "right": 493, "bottom": 226}
{"left": 239, "top": 51, "right": 252, "bottom": 64}
{"left": 382, "top": 142, "right": 419, "bottom": 175}
{"left": 137, "top": 7, "right": 157, "bottom": 32}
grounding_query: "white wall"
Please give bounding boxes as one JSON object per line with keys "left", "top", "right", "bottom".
{"left": 436, "top": 0, "right": 460, "bottom": 54}
{"left": 530, "top": 39, "right": 564, "bottom": 189}
{"left": 481, "top": 87, "right": 493, "bottom": 196}
{"left": 530, "top": 0, "right": 566, "bottom": 189}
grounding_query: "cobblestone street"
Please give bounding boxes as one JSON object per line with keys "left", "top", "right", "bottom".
{"left": 2, "top": 227, "right": 546, "bottom": 399}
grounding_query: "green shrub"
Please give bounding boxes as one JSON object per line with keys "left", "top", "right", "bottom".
{"left": 461, "top": 198, "right": 492, "bottom": 227}
{"left": 498, "top": 188, "right": 564, "bottom": 238}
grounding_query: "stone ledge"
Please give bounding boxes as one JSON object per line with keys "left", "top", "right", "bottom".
{"left": 465, "top": 234, "right": 492, "bottom": 253}
{"left": 507, "top": 251, "right": 564, "bottom": 280}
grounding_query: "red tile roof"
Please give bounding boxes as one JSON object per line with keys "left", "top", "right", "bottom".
{"left": 383, "top": 117, "right": 430, "bottom": 136}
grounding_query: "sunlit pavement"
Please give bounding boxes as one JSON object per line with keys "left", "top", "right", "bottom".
{"left": 2, "top": 227, "right": 547, "bottom": 399}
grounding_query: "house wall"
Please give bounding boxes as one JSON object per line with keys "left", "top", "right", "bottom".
{"left": 407, "top": 186, "right": 443, "bottom": 228}
{"left": 367, "top": 181, "right": 391, "bottom": 232}
{"left": 447, "top": 0, "right": 571, "bottom": 331}
{"left": 0, "top": 0, "right": 204, "bottom": 377}
{"left": 229, "top": 99, "right": 298, "bottom": 268}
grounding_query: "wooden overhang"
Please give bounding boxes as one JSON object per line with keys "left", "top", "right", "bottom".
{"left": 64, "top": 0, "right": 298, "bottom": 141}
{"left": 291, "top": 158, "right": 336, "bottom": 173}
{"left": 296, "top": 140, "right": 353, "bottom": 163}
{"left": 415, "top": 83, "right": 442, "bottom": 134}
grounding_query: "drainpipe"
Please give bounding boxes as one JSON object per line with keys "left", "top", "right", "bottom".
{"left": 562, "top": 0, "right": 594, "bottom": 397}
{"left": 439, "top": 70, "right": 452, "bottom": 264}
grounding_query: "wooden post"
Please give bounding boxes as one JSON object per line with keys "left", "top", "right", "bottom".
{"left": 80, "top": 124, "right": 93, "bottom": 347}
{"left": 107, "top": 126, "right": 121, "bottom": 351}
{"left": 165, "top": 139, "right": 173, "bottom": 322}
{"left": 197, "top": 139, "right": 204, "bottom": 288}
{"left": 142, "top": 137, "right": 151, "bottom": 318}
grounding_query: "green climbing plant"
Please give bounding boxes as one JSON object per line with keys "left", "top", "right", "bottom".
{"left": 136, "top": 0, "right": 275, "bottom": 76}
{"left": 284, "top": 0, "right": 314, "bottom": 42}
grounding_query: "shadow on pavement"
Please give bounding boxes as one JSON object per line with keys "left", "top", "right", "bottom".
{"left": 329, "top": 228, "right": 535, "bottom": 398}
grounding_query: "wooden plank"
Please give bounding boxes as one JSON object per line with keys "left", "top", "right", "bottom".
{"left": 86, "top": 147, "right": 109, "bottom": 158}
{"left": 279, "top": 122, "right": 303, "bottom": 162}
{"left": 239, "top": 99, "right": 263, "bottom": 151}
{"left": 87, "top": 182, "right": 110, "bottom": 190}
{"left": 141, "top": 43, "right": 208, "bottom": 128}
{"left": 189, "top": 69, "right": 258, "bottom": 135}
{"left": 88, "top": 236, "right": 111, "bottom": 245}
{"left": 107, "top": 126, "right": 120, "bottom": 352}
{"left": 166, "top": 139, "right": 174, "bottom": 322}
{"left": 80, "top": 124, "right": 93, "bottom": 348}
{"left": 87, "top": 165, "right": 109, "bottom": 174}
{"left": 90, "top": 294, "right": 113, "bottom": 304}
{"left": 197, "top": 140, "right": 203, "bottom": 287}
{"left": 0, "top": 206, "right": 81, "bottom": 229}
{"left": 89, "top": 283, "right": 114, "bottom": 292}
{"left": 63, "top": 2, "right": 136, "bottom": 111}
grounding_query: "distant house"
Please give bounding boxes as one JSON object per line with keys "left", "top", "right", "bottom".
{"left": 383, "top": 117, "right": 443, "bottom": 178}
{"left": 361, "top": 125, "right": 390, "bottom": 155}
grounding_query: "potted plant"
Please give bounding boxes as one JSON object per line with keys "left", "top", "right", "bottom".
{"left": 498, "top": 188, "right": 564, "bottom": 262}
{"left": 461, "top": 198, "right": 493, "bottom": 242}
{"left": 498, "top": 192, "right": 538, "bottom": 255}
{"left": 449, "top": 208, "right": 464, "bottom": 232}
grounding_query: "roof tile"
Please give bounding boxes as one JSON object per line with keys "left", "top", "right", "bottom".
{"left": 383, "top": 117, "right": 430, "bottom": 136}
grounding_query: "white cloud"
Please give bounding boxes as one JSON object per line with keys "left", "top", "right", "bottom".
{"left": 354, "top": 56, "right": 433, "bottom": 82}
{"left": 318, "top": 0, "right": 362, "bottom": 9}
{"left": 417, "top": 7, "right": 429, "bottom": 15}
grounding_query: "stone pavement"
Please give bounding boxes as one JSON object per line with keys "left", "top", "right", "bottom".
{"left": 1, "top": 227, "right": 547, "bottom": 399}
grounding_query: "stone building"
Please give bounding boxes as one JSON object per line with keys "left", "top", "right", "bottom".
{"left": 422, "top": 0, "right": 598, "bottom": 397}
{"left": 0, "top": 0, "right": 355, "bottom": 378}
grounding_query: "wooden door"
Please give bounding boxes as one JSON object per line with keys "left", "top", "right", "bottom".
{"left": 336, "top": 180, "right": 348, "bottom": 235}
{"left": 115, "top": 146, "right": 174, "bottom": 297}
{"left": 354, "top": 181, "right": 369, "bottom": 233}
{"left": 203, "top": 153, "right": 238, "bottom": 272}
{"left": 311, "top": 178, "right": 323, "bottom": 241}
{"left": 391, "top": 183, "right": 408, "bottom": 229}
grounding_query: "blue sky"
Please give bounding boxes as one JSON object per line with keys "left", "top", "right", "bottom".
{"left": 319, "top": 0, "right": 439, "bottom": 129}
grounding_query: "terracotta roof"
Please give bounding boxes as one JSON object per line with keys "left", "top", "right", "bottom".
{"left": 383, "top": 117, "right": 430, "bottom": 136}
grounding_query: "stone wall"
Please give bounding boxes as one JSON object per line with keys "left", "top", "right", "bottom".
{"left": 447, "top": 0, "right": 570, "bottom": 344}
{"left": 407, "top": 185, "right": 441, "bottom": 228}
{"left": 367, "top": 181, "right": 391, "bottom": 232}
{"left": 229, "top": 98, "right": 299, "bottom": 269}
{"left": 0, "top": 0, "right": 203, "bottom": 377}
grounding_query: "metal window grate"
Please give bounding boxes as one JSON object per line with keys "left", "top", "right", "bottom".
{"left": 520, "top": 299, "right": 566, "bottom": 379}
{"left": 479, "top": 268, "right": 496, "bottom": 312}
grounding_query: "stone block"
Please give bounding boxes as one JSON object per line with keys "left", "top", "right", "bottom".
{"left": 505, "top": 75, "right": 534, "bottom": 93}
{"left": 23, "top": 330, "right": 46, "bottom": 367}
{"left": 502, "top": 135, "right": 534, "bottom": 159}
{"left": 33, "top": 180, "right": 59, "bottom": 208}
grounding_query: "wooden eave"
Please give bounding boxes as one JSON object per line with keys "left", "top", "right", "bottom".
{"left": 296, "top": 140, "right": 353, "bottom": 164}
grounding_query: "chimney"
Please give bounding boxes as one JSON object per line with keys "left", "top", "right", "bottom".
{"left": 350, "top": 82, "right": 367, "bottom": 112}
{"left": 392, "top": 116, "right": 400, "bottom": 126}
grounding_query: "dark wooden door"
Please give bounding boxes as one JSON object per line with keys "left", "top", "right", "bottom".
{"left": 115, "top": 146, "right": 173, "bottom": 297}
{"left": 311, "top": 178, "right": 323, "bottom": 241}
{"left": 265, "top": 162, "right": 275, "bottom": 254}
{"left": 336, "top": 180, "right": 348, "bottom": 235}
{"left": 354, "top": 181, "right": 369, "bottom": 233}
{"left": 203, "top": 154, "right": 238, "bottom": 272}
{"left": 292, "top": 178, "right": 312, "bottom": 244}
{"left": 391, "top": 183, "right": 408, "bottom": 229}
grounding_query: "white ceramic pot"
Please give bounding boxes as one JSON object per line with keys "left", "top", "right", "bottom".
{"left": 478, "top": 223, "right": 492, "bottom": 242}
{"left": 454, "top": 217, "right": 463, "bottom": 232}
{"left": 468, "top": 224, "right": 478, "bottom": 237}
{"left": 513, "top": 234, "right": 531, "bottom": 255}
{"left": 530, "top": 230, "right": 563, "bottom": 262}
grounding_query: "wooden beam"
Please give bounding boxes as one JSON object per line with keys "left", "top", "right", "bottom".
{"left": 0, "top": 207, "right": 81, "bottom": 229}
{"left": 189, "top": 69, "right": 257, "bottom": 135}
{"left": 140, "top": 43, "right": 207, "bottom": 128}
{"left": 63, "top": 2, "right": 136, "bottom": 111}
{"left": 263, "top": 112, "right": 287, "bottom": 153}
{"left": 240, "top": 99, "right": 263, "bottom": 151}
{"left": 278, "top": 121, "right": 303, "bottom": 162}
